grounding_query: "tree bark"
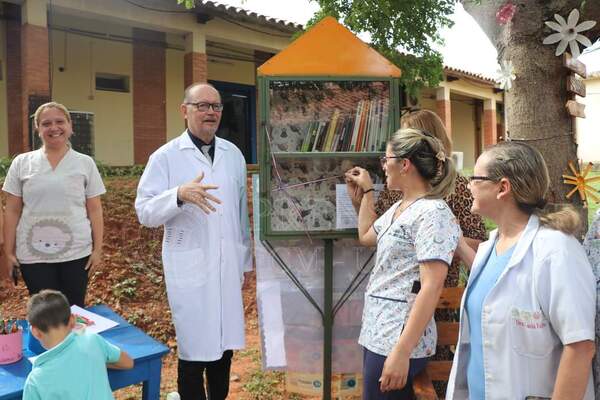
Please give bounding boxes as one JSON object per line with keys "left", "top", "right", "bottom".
{"left": 463, "top": 0, "right": 600, "bottom": 233}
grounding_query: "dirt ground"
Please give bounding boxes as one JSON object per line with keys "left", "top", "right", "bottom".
{"left": 0, "top": 177, "right": 316, "bottom": 399}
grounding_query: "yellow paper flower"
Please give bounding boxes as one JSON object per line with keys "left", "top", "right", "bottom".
{"left": 562, "top": 161, "right": 600, "bottom": 207}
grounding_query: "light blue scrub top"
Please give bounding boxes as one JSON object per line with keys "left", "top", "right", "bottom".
{"left": 465, "top": 243, "right": 516, "bottom": 399}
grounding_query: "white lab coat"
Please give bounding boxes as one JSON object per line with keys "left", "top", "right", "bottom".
{"left": 446, "top": 215, "right": 596, "bottom": 400}
{"left": 135, "top": 132, "right": 252, "bottom": 361}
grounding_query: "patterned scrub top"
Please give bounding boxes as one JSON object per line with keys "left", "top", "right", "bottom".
{"left": 358, "top": 198, "right": 460, "bottom": 358}
{"left": 375, "top": 175, "right": 487, "bottom": 286}
{"left": 583, "top": 210, "right": 600, "bottom": 399}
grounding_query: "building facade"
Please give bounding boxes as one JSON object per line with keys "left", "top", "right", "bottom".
{"left": 0, "top": 0, "right": 501, "bottom": 169}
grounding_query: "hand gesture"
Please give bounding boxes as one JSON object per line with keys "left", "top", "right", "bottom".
{"left": 346, "top": 181, "right": 364, "bottom": 208}
{"left": 379, "top": 347, "right": 410, "bottom": 392}
{"left": 344, "top": 167, "right": 374, "bottom": 192}
{"left": 177, "top": 171, "right": 222, "bottom": 214}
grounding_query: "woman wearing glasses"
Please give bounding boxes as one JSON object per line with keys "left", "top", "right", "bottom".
{"left": 446, "top": 142, "right": 595, "bottom": 399}
{"left": 372, "top": 109, "right": 486, "bottom": 271}
{"left": 345, "top": 128, "right": 460, "bottom": 399}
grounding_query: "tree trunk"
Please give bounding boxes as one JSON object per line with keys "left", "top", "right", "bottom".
{"left": 463, "top": 0, "right": 600, "bottom": 233}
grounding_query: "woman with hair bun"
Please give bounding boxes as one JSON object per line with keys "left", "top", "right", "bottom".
{"left": 447, "top": 141, "right": 595, "bottom": 399}
{"left": 345, "top": 128, "right": 460, "bottom": 399}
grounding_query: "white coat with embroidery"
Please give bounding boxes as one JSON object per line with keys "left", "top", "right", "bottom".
{"left": 135, "top": 132, "right": 252, "bottom": 361}
{"left": 446, "top": 215, "right": 595, "bottom": 400}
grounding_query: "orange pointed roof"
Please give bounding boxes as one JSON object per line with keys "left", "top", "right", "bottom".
{"left": 258, "top": 16, "right": 401, "bottom": 77}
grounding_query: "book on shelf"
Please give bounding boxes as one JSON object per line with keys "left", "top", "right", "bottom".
{"left": 289, "top": 98, "right": 388, "bottom": 153}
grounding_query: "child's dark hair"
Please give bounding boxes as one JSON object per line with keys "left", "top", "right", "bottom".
{"left": 27, "top": 290, "right": 71, "bottom": 333}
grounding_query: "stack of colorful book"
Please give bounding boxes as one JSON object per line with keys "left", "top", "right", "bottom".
{"left": 297, "top": 98, "right": 389, "bottom": 152}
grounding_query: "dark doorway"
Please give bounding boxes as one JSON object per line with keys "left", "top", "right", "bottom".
{"left": 210, "top": 80, "right": 256, "bottom": 164}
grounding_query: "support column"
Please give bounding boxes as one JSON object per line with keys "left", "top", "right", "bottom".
{"left": 483, "top": 98, "right": 497, "bottom": 148}
{"left": 6, "top": 0, "right": 50, "bottom": 155}
{"left": 133, "top": 28, "right": 166, "bottom": 164}
{"left": 435, "top": 86, "right": 452, "bottom": 138}
{"left": 184, "top": 30, "right": 207, "bottom": 87}
{"left": 5, "top": 4, "right": 24, "bottom": 156}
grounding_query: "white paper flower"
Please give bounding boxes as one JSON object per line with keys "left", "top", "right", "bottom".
{"left": 543, "top": 9, "right": 596, "bottom": 59}
{"left": 497, "top": 60, "right": 516, "bottom": 91}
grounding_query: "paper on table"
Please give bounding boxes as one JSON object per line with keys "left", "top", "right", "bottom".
{"left": 336, "top": 184, "right": 384, "bottom": 229}
{"left": 70, "top": 305, "right": 118, "bottom": 335}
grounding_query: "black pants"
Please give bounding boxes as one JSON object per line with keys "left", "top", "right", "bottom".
{"left": 178, "top": 350, "right": 233, "bottom": 400}
{"left": 20, "top": 255, "right": 90, "bottom": 307}
{"left": 363, "top": 347, "right": 429, "bottom": 400}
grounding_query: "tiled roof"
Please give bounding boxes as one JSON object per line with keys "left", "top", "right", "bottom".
{"left": 197, "top": 1, "right": 303, "bottom": 32}
{"left": 444, "top": 65, "right": 497, "bottom": 85}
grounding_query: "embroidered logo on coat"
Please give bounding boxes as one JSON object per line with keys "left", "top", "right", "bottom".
{"left": 511, "top": 307, "right": 548, "bottom": 329}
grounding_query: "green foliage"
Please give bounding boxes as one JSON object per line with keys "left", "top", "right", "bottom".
{"left": 177, "top": 0, "right": 196, "bottom": 9}
{"left": 0, "top": 157, "right": 14, "bottom": 178}
{"left": 95, "top": 161, "right": 146, "bottom": 178}
{"left": 112, "top": 278, "right": 138, "bottom": 299}
{"left": 306, "top": 0, "right": 455, "bottom": 97}
{"left": 242, "top": 370, "right": 285, "bottom": 399}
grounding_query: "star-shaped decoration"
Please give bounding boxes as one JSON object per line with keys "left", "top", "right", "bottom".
{"left": 543, "top": 9, "right": 596, "bottom": 59}
{"left": 497, "top": 60, "right": 516, "bottom": 91}
{"left": 562, "top": 161, "right": 600, "bottom": 207}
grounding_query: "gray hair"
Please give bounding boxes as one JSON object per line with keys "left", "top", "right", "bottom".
{"left": 388, "top": 128, "right": 456, "bottom": 199}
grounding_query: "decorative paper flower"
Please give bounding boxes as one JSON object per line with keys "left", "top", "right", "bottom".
{"left": 543, "top": 9, "right": 596, "bottom": 59}
{"left": 496, "top": 3, "right": 517, "bottom": 25}
{"left": 562, "top": 161, "right": 600, "bottom": 207}
{"left": 496, "top": 60, "right": 516, "bottom": 91}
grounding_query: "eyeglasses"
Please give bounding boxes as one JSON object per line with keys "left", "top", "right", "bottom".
{"left": 380, "top": 156, "right": 402, "bottom": 167}
{"left": 185, "top": 102, "right": 224, "bottom": 112}
{"left": 468, "top": 175, "right": 497, "bottom": 183}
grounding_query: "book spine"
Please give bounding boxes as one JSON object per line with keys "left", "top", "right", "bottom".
{"left": 308, "top": 121, "right": 319, "bottom": 151}
{"left": 350, "top": 101, "right": 363, "bottom": 152}
{"left": 316, "top": 121, "right": 329, "bottom": 151}
{"left": 380, "top": 100, "right": 388, "bottom": 151}
{"left": 312, "top": 121, "right": 324, "bottom": 152}
{"left": 300, "top": 122, "right": 311, "bottom": 152}
{"left": 356, "top": 100, "right": 369, "bottom": 152}
{"left": 324, "top": 109, "right": 339, "bottom": 151}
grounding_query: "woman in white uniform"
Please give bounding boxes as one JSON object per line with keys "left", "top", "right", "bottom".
{"left": 3, "top": 102, "right": 105, "bottom": 306}
{"left": 447, "top": 141, "right": 596, "bottom": 399}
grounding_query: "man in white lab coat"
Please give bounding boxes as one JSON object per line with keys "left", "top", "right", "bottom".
{"left": 135, "top": 83, "right": 252, "bottom": 400}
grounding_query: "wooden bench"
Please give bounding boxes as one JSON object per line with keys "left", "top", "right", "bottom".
{"left": 413, "top": 286, "right": 464, "bottom": 400}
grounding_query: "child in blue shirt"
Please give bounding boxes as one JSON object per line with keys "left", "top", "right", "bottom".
{"left": 22, "top": 290, "right": 134, "bottom": 400}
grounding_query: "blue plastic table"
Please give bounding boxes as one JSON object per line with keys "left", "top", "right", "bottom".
{"left": 0, "top": 305, "right": 170, "bottom": 400}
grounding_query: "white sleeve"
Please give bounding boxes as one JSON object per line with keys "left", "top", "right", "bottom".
{"left": 135, "top": 151, "right": 182, "bottom": 228}
{"left": 536, "top": 235, "right": 596, "bottom": 344}
{"left": 239, "top": 160, "right": 253, "bottom": 272}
